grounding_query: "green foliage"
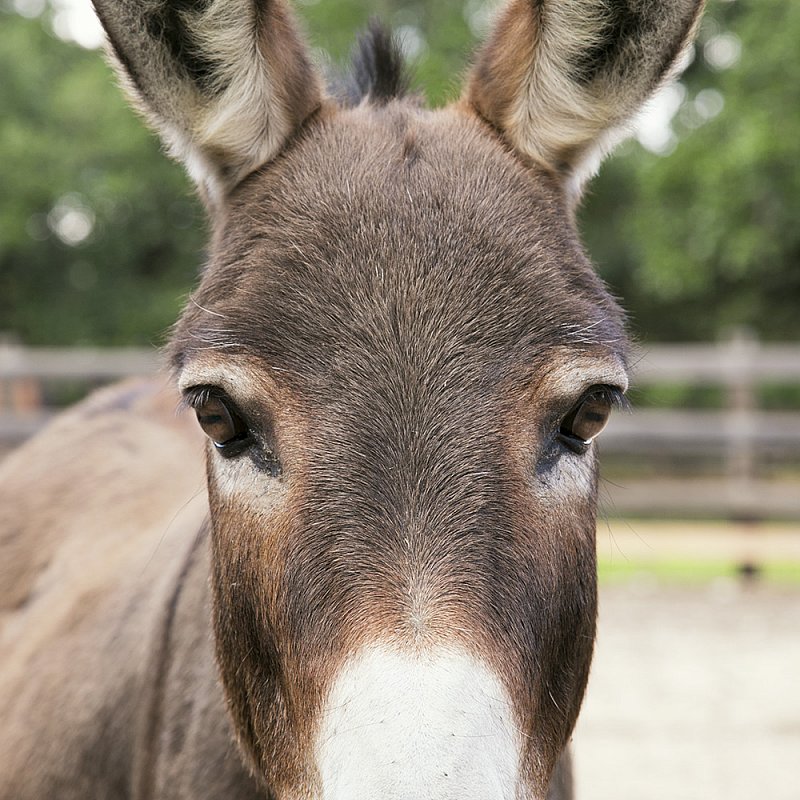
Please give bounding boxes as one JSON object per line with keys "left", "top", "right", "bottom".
{"left": 1, "top": 0, "right": 798, "bottom": 345}
{"left": 0, "top": 7, "right": 203, "bottom": 345}
{"left": 582, "top": 0, "right": 800, "bottom": 341}
{"left": 629, "top": 382, "right": 800, "bottom": 412}
{"left": 298, "top": 0, "right": 477, "bottom": 105}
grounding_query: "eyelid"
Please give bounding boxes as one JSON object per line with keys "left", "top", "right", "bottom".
{"left": 181, "top": 385, "right": 256, "bottom": 432}
{"left": 574, "top": 383, "right": 629, "bottom": 412}
{"left": 550, "top": 383, "right": 627, "bottom": 427}
{"left": 181, "top": 384, "right": 249, "bottom": 416}
{"left": 177, "top": 358, "right": 273, "bottom": 406}
{"left": 181, "top": 384, "right": 217, "bottom": 411}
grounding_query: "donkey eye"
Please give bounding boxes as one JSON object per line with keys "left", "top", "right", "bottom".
{"left": 558, "top": 386, "right": 621, "bottom": 454}
{"left": 192, "top": 393, "right": 251, "bottom": 456}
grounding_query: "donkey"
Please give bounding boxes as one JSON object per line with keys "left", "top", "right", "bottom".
{"left": 0, "top": 1, "right": 704, "bottom": 797}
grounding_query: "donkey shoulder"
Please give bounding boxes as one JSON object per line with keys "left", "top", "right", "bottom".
{"left": 0, "top": 378, "right": 219, "bottom": 798}
{"left": 0, "top": 377, "right": 204, "bottom": 617}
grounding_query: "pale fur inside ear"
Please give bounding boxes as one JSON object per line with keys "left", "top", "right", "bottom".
{"left": 468, "top": 0, "right": 705, "bottom": 203}
{"left": 171, "top": 0, "right": 290, "bottom": 205}
{"left": 95, "top": 0, "right": 321, "bottom": 207}
{"left": 508, "top": 1, "right": 615, "bottom": 178}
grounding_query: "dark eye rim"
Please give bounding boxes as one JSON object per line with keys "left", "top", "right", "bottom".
{"left": 183, "top": 385, "right": 254, "bottom": 458}
{"left": 556, "top": 384, "right": 627, "bottom": 455}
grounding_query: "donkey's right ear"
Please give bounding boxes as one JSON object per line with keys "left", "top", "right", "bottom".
{"left": 92, "top": 0, "right": 322, "bottom": 207}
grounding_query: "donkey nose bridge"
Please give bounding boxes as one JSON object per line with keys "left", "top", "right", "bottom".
{"left": 313, "top": 645, "right": 523, "bottom": 800}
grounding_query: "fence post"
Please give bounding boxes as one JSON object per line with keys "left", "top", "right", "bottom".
{"left": 723, "top": 328, "right": 758, "bottom": 521}
{"left": 0, "top": 337, "right": 43, "bottom": 415}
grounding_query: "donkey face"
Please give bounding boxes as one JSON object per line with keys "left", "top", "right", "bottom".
{"left": 93, "top": 1, "right": 704, "bottom": 797}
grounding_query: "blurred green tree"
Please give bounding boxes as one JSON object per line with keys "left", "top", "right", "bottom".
{"left": 0, "top": 0, "right": 797, "bottom": 345}
{"left": 0, "top": 6, "right": 203, "bottom": 345}
{"left": 582, "top": 0, "right": 800, "bottom": 341}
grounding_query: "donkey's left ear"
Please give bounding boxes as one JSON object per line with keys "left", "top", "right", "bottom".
{"left": 466, "top": 0, "right": 705, "bottom": 203}
{"left": 92, "top": 0, "right": 322, "bottom": 207}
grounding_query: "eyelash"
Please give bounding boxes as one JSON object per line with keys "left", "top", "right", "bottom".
{"left": 182, "top": 385, "right": 217, "bottom": 411}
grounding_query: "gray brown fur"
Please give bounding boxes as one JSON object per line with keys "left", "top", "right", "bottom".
{"left": 0, "top": 1, "right": 704, "bottom": 798}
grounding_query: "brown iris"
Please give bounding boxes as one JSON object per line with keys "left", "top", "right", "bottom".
{"left": 194, "top": 395, "right": 249, "bottom": 449}
{"left": 559, "top": 387, "right": 618, "bottom": 449}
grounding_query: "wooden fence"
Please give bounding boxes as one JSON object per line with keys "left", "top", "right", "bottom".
{"left": 597, "top": 333, "right": 800, "bottom": 519}
{"left": 2, "top": 335, "right": 799, "bottom": 519}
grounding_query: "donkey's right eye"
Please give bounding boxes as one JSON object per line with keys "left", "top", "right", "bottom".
{"left": 192, "top": 393, "right": 251, "bottom": 456}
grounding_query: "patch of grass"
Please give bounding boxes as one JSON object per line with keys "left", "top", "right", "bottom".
{"left": 761, "top": 562, "right": 800, "bottom": 583}
{"left": 598, "top": 558, "right": 800, "bottom": 585}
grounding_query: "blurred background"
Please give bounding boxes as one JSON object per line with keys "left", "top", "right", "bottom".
{"left": 1, "top": 0, "right": 798, "bottom": 797}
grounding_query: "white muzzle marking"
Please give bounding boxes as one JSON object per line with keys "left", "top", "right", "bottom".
{"left": 314, "top": 645, "right": 522, "bottom": 800}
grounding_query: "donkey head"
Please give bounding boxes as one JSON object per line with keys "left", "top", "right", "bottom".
{"left": 92, "top": 1, "right": 703, "bottom": 797}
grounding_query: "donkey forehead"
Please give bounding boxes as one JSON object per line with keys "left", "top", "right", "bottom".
{"left": 175, "top": 105, "right": 627, "bottom": 386}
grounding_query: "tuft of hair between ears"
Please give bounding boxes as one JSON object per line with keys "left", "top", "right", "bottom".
{"left": 335, "top": 20, "right": 411, "bottom": 107}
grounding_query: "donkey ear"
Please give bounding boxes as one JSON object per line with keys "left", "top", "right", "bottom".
{"left": 91, "top": 0, "right": 322, "bottom": 206}
{"left": 466, "top": 0, "right": 705, "bottom": 202}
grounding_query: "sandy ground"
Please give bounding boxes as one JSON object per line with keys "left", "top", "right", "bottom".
{"left": 572, "top": 579, "right": 800, "bottom": 800}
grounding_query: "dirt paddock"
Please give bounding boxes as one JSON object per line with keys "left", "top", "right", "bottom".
{"left": 572, "top": 526, "right": 800, "bottom": 800}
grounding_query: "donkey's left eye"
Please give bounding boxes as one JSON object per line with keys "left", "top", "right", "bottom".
{"left": 558, "top": 387, "right": 622, "bottom": 454}
{"left": 192, "top": 393, "right": 251, "bottom": 456}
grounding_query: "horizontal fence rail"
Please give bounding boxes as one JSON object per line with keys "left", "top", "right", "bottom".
{"left": 0, "top": 346, "right": 161, "bottom": 379}
{"left": 2, "top": 337, "right": 799, "bottom": 518}
{"left": 602, "top": 409, "right": 800, "bottom": 456}
{"left": 629, "top": 342, "right": 800, "bottom": 383}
